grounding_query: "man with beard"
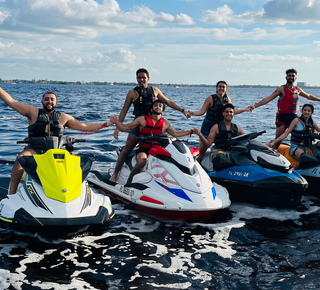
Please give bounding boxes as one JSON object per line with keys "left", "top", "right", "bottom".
{"left": 0, "top": 88, "right": 115, "bottom": 195}
{"left": 251, "top": 68, "right": 320, "bottom": 142}
{"left": 110, "top": 68, "right": 189, "bottom": 182}
{"left": 110, "top": 100, "right": 193, "bottom": 184}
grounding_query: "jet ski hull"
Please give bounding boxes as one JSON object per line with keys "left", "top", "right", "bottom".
{"left": 88, "top": 173, "right": 230, "bottom": 223}
{"left": 199, "top": 131, "right": 307, "bottom": 208}
{"left": 207, "top": 165, "right": 306, "bottom": 208}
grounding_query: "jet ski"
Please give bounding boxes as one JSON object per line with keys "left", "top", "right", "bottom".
{"left": 88, "top": 134, "right": 231, "bottom": 222}
{"left": 278, "top": 132, "right": 320, "bottom": 195}
{"left": 197, "top": 131, "right": 307, "bottom": 208}
{"left": 0, "top": 136, "right": 114, "bottom": 228}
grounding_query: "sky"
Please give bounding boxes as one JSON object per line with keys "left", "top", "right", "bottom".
{"left": 1, "top": 0, "right": 320, "bottom": 86}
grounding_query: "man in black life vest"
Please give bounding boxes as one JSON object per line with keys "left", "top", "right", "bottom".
{"left": 252, "top": 68, "right": 320, "bottom": 143}
{"left": 0, "top": 87, "right": 115, "bottom": 195}
{"left": 110, "top": 68, "right": 189, "bottom": 182}
{"left": 110, "top": 100, "right": 193, "bottom": 184}
{"left": 193, "top": 103, "right": 245, "bottom": 162}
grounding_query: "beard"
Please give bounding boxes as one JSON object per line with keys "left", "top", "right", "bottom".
{"left": 151, "top": 110, "right": 162, "bottom": 115}
{"left": 42, "top": 104, "right": 56, "bottom": 112}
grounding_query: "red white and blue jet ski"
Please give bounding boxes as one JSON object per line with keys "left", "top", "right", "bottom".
{"left": 88, "top": 134, "right": 231, "bottom": 222}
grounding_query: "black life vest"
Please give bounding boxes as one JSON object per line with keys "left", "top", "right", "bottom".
{"left": 28, "top": 109, "right": 64, "bottom": 138}
{"left": 214, "top": 121, "right": 239, "bottom": 147}
{"left": 132, "top": 86, "right": 156, "bottom": 117}
{"left": 204, "top": 94, "right": 228, "bottom": 124}
{"left": 291, "top": 116, "right": 314, "bottom": 147}
{"left": 139, "top": 115, "right": 165, "bottom": 148}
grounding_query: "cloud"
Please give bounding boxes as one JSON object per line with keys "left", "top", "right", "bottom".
{"left": 228, "top": 52, "right": 313, "bottom": 63}
{"left": 202, "top": 5, "right": 233, "bottom": 25}
{"left": 0, "top": 10, "right": 8, "bottom": 23}
{"left": 94, "top": 48, "right": 136, "bottom": 66}
{"left": 202, "top": 1, "right": 320, "bottom": 25}
{"left": 262, "top": 0, "right": 320, "bottom": 23}
{"left": 0, "top": 0, "right": 194, "bottom": 39}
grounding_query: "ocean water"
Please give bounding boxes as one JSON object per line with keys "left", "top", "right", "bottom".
{"left": 1, "top": 84, "right": 320, "bottom": 289}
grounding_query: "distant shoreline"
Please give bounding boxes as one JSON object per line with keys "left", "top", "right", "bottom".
{"left": 1, "top": 79, "right": 319, "bottom": 89}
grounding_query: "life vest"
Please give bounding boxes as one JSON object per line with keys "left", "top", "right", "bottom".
{"left": 214, "top": 121, "right": 239, "bottom": 147}
{"left": 277, "top": 85, "right": 299, "bottom": 115}
{"left": 204, "top": 94, "right": 229, "bottom": 124}
{"left": 291, "top": 116, "right": 314, "bottom": 147}
{"left": 132, "top": 86, "right": 156, "bottom": 117}
{"left": 28, "top": 109, "right": 64, "bottom": 138}
{"left": 139, "top": 115, "right": 165, "bottom": 148}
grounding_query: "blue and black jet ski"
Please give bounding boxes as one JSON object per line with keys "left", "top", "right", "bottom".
{"left": 197, "top": 131, "right": 308, "bottom": 208}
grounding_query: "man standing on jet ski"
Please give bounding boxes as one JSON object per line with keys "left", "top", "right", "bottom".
{"left": 251, "top": 68, "right": 320, "bottom": 142}
{"left": 110, "top": 68, "right": 189, "bottom": 182}
{"left": 0, "top": 87, "right": 115, "bottom": 195}
{"left": 110, "top": 99, "right": 193, "bottom": 184}
{"left": 193, "top": 103, "right": 245, "bottom": 162}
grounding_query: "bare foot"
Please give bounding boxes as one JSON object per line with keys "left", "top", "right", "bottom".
{"left": 109, "top": 174, "right": 117, "bottom": 182}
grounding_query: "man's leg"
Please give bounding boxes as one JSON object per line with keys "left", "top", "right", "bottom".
{"left": 126, "top": 152, "right": 147, "bottom": 185}
{"left": 8, "top": 149, "right": 35, "bottom": 195}
{"left": 110, "top": 133, "right": 138, "bottom": 182}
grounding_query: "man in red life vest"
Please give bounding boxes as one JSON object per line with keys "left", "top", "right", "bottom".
{"left": 252, "top": 68, "right": 320, "bottom": 143}
{"left": 110, "top": 100, "right": 193, "bottom": 184}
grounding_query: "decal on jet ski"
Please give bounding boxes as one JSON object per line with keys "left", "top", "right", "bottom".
{"left": 311, "top": 168, "right": 320, "bottom": 175}
{"left": 120, "top": 186, "right": 135, "bottom": 197}
{"left": 155, "top": 180, "right": 192, "bottom": 202}
{"left": 228, "top": 170, "right": 249, "bottom": 178}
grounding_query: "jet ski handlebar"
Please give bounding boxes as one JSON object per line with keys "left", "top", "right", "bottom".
{"left": 17, "top": 136, "right": 86, "bottom": 152}
{"left": 309, "top": 133, "right": 320, "bottom": 141}
{"left": 218, "top": 130, "right": 266, "bottom": 149}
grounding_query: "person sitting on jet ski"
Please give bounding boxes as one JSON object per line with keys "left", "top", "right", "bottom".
{"left": 193, "top": 103, "right": 245, "bottom": 162}
{"left": 0, "top": 87, "right": 116, "bottom": 195}
{"left": 267, "top": 104, "right": 320, "bottom": 169}
{"left": 110, "top": 99, "right": 194, "bottom": 184}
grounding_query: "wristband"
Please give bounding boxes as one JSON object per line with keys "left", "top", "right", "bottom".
{"left": 190, "top": 129, "right": 194, "bottom": 136}
{"left": 101, "top": 122, "right": 108, "bottom": 128}
{"left": 181, "top": 108, "right": 184, "bottom": 113}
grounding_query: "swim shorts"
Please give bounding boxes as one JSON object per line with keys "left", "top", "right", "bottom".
{"left": 276, "top": 113, "right": 298, "bottom": 128}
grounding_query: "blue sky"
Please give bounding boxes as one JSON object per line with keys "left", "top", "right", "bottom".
{"left": 0, "top": 0, "right": 320, "bottom": 86}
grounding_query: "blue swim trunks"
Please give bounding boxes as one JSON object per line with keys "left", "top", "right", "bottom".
{"left": 200, "top": 119, "right": 215, "bottom": 138}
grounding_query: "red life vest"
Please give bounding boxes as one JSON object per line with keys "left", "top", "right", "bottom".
{"left": 277, "top": 85, "right": 299, "bottom": 115}
{"left": 139, "top": 115, "right": 165, "bottom": 148}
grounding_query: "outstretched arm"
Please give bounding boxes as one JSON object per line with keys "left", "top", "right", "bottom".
{"left": 299, "top": 88, "right": 320, "bottom": 101}
{"left": 253, "top": 87, "right": 281, "bottom": 109}
{"left": 155, "top": 87, "right": 190, "bottom": 118}
{"left": 193, "top": 126, "right": 217, "bottom": 148}
{"left": 188, "top": 96, "right": 212, "bottom": 117}
{"left": 268, "top": 118, "right": 298, "bottom": 147}
{"left": 235, "top": 106, "right": 254, "bottom": 114}
{"left": 64, "top": 114, "right": 115, "bottom": 132}
{"left": 114, "top": 116, "right": 144, "bottom": 132}
{"left": 166, "top": 125, "right": 193, "bottom": 137}
{"left": 0, "top": 87, "right": 37, "bottom": 119}
{"left": 113, "top": 90, "right": 135, "bottom": 139}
